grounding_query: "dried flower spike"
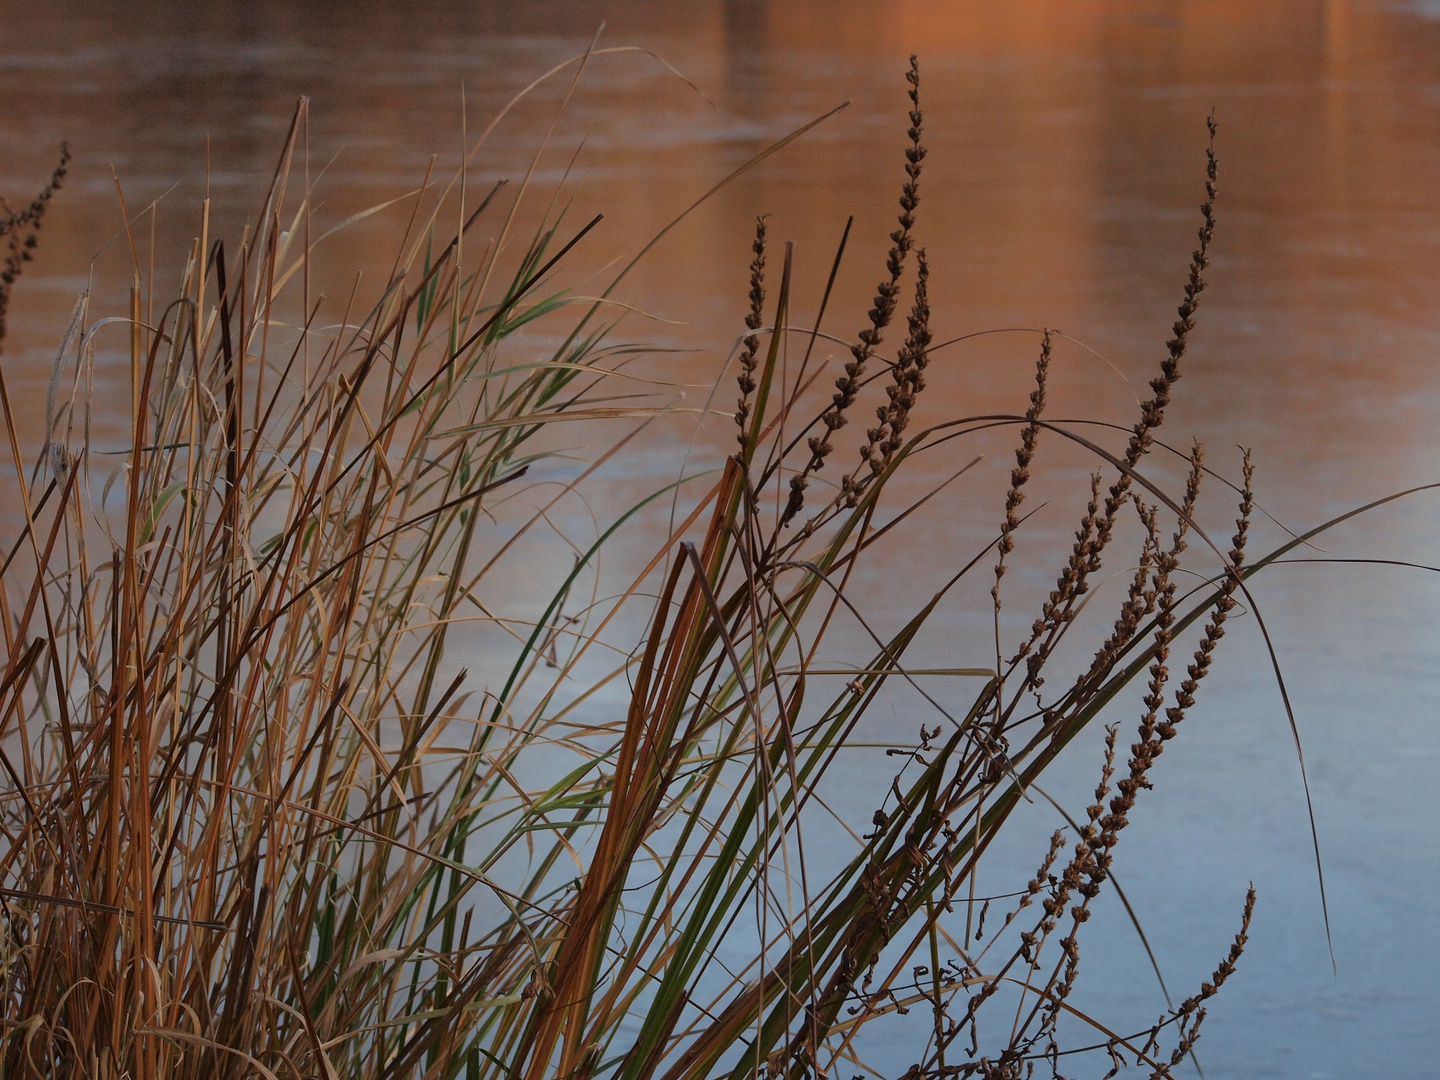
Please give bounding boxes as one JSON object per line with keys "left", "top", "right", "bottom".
{"left": 735, "top": 215, "right": 768, "bottom": 449}
{"left": 783, "top": 55, "right": 925, "bottom": 528}
{"left": 992, "top": 330, "right": 1052, "bottom": 607}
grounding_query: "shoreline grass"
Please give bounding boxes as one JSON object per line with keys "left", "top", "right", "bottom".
{"left": 0, "top": 56, "right": 1403, "bottom": 1080}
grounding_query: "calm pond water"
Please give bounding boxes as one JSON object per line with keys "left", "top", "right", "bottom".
{"left": 2, "top": 1, "right": 1439, "bottom": 1076}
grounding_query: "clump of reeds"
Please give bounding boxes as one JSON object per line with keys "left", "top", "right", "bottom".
{"left": 0, "top": 59, "right": 1363, "bottom": 1080}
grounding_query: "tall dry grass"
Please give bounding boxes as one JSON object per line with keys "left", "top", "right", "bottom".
{"left": 0, "top": 55, "right": 1393, "bottom": 1080}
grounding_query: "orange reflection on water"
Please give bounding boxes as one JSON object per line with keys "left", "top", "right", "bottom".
{"left": 0, "top": 0, "right": 1436, "bottom": 508}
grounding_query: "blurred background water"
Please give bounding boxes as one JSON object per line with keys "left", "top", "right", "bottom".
{"left": 2, "top": 1, "right": 1438, "bottom": 1076}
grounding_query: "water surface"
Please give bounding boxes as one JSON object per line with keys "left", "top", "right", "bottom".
{"left": 2, "top": 2, "right": 1439, "bottom": 1076}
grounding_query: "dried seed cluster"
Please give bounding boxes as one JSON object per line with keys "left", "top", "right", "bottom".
{"left": 857, "top": 248, "right": 933, "bottom": 491}
{"left": 734, "top": 215, "right": 768, "bottom": 449}
{"left": 0, "top": 145, "right": 69, "bottom": 353}
{"left": 783, "top": 55, "right": 926, "bottom": 529}
{"left": 992, "top": 331, "right": 1052, "bottom": 608}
